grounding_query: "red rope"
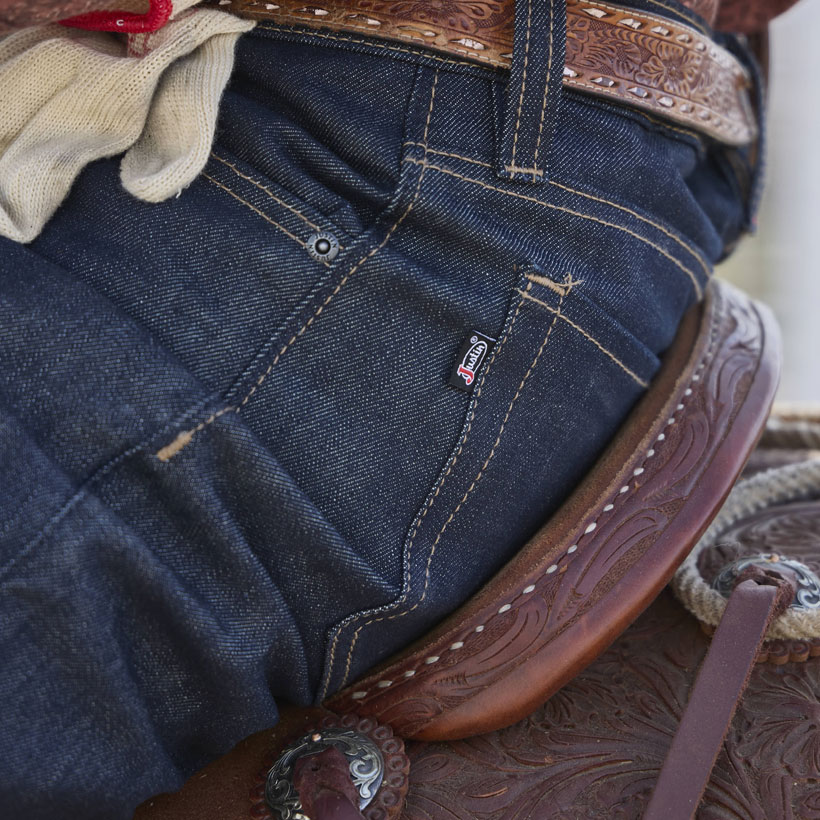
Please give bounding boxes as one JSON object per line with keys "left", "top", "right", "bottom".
{"left": 59, "top": 0, "right": 173, "bottom": 33}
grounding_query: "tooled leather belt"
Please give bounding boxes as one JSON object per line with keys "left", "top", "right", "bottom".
{"left": 209, "top": 0, "right": 756, "bottom": 146}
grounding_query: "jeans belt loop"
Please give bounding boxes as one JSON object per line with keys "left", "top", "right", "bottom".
{"left": 495, "top": 0, "right": 567, "bottom": 185}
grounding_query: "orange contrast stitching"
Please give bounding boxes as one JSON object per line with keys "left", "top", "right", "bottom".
{"left": 526, "top": 272, "right": 583, "bottom": 295}
{"left": 211, "top": 153, "right": 336, "bottom": 238}
{"left": 404, "top": 158, "right": 704, "bottom": 298}
{"left": 403, "top": 144, "right": 711, "bottom": 279}
{"left": 201, "top": 172, "right": 316, "bottom": 256}
{"left": 531, "top": 0, "right": 555, "bottom": 173}
{"left": 504, "top": 164, "right": 545, "bottom": 176}
{"left": 405, "top": 144, "right": 493, "bottom": 167}
{"left": 544, "top": 178, "right": 711, "bottom": 279}
{"left": 518, "top": 289, "right": 649, "bottom": 387}
{"left": 509, "top": 0, "right": 533, "bottom": 168}
{"left": 156, "top": 406, "right": 236, "bottom": 462}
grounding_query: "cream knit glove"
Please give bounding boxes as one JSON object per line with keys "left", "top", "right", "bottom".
{"left": 0, "top": 0, "right": 254, "bottom": 243}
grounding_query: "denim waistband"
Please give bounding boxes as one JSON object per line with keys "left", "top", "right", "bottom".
{"left": 210, "top": 0, "right": 759, "bottom": 162}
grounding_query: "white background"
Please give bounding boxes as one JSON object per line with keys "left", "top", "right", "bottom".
{"left": 719, "top": 0, "right": 820, "bottom": 403}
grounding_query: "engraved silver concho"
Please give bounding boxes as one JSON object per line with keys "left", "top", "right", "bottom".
{"left": 712, "top": 553, "right": 820, "bottom": 610}
{"left": 264, "top": 729, "right": 384, "bottom": 820}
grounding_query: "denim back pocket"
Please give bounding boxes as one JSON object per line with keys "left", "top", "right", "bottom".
{"left": 317, "top": 257, "right": 662, "bottom": 696}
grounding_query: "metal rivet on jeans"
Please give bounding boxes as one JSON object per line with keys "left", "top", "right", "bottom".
{"left": 306, "top": 231, "right": 339, "bottom": 263}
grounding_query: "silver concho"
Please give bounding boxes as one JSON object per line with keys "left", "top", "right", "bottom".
{"left": 712, "top": 553, "right": 820, "bottom": 610}
{"left": 264, "top": 729, "right": 384, "bottom": 820}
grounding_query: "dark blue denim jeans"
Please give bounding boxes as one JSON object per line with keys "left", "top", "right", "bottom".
{"left": 0, "top": 4, "right": 757, "bottom": 817}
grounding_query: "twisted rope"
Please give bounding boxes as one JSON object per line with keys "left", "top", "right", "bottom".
{"left": 673, "top": 411, "right": 820, "bottom": 640}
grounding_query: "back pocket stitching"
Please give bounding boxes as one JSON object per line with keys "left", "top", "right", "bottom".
{"left": 332, "top": 274, "right": 574, "bottom": 691}
{"left": 211, "top": 152, "right": 343, "bottom": 241}
{"left": 200, "top": 171, "right": 328, "bottom": 263}
{"left": 517, "top": 288, "right": 649, "bottom": 388}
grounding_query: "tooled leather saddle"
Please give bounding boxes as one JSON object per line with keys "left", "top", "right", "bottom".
{"left": 131, "top": 280, "right": 820, "bottom": 818}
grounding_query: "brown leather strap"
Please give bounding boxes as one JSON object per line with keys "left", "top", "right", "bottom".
{"left": 292, "top": 747, "right": 367, "bottom": 820}
{"left": 211, "top": 0, "right": 757, "bottom": 146}
{"left": 644, "top": 574, "right": 794, "bottom": 820}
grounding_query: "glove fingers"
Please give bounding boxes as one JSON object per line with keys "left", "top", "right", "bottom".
{"left": 121, "top": 26, "right": 250, "bottom": 203}
{"left": 0, "top": 29, "right": 127, "bottom": 155}
{"left": 0, "top": 29, "right": 141, "bottom": 242}
{"left": 0, "top": 5, "right": 252, "bottom": 243}
{"left": 0, "top": 39, "right": 172, "bottom": 243}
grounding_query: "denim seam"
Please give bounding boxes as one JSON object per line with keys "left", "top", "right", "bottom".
{"left": 155, "top": 404, "right": 237, "bottom": 462}
{"left": 508, "top": 0, "right": 533, "bottom": 170}
{"left": 517, "top": 289, "right": 649, "bottom": 386}
{"left": 211, "top": 152, "right": 341, "bottom": 240}
{"left": 404, "top": 157, "right": 704, "bottom": 298}
{"left": 332, "top": 276, "right": 574, "bottom": 691}
{"left": 504, "top": 164, "right": 545, "bottom": 177}
{"left": 256, "top": 24, "right": 485, "bottom": 69}
{"left": 526, "top": 271, "right": 581, "bottom": 295}
{"left": 0, "top": 388, "right": 214, "bottom": 583}
{"left": 322, "top": 280, "right": 531, "bottom": 694}
{"left": 345, "top": 297, "right": 724, "bottom": 701}
{"left": 545, "top": 179, "right": 711, "bottom": 279}
{"left": 408, "top": 113, "right": 703, "bottom": 163}
{"left": 530, "top": 0, "right": 556, "bottom": 172}
{"left": 406, "top": 141, "right": 711, "bottom": 279}
{"left": 406, "top": 144, "right": 493, "bottom": 167}
{"left": 201, "top": 172, "right": 327, "bottom": 262}
{"left": 154, "top": 70, "right": 441, "bottom": 463}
